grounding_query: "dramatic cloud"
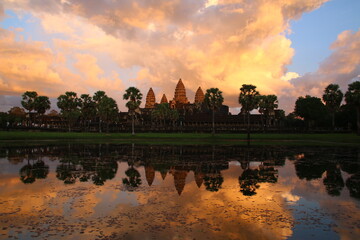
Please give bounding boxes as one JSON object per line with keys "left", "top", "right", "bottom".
{"left": 279, "top": 29, "right": 360, "bottom": 112}
{"left": 0, "top": 28, "right": 63, "bottom": 95}
{"left": 0, "top": 24, "right": 126, "bottom": 108}
{"left": 1, "top": 0, "right": 344, "bottom": 113}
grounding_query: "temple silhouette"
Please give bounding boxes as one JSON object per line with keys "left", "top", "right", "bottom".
{"left": 143, "top": 78, "right": 206, "bottom": 110}
{"left": 120, "top": 78, "right": 284, "bottom": 133}
{"left": 10, "top": 78, "right": 285, "bottom": 133}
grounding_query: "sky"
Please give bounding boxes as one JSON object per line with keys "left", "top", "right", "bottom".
{"left": 0, "top": 0, "right": 359, "bottom": 114}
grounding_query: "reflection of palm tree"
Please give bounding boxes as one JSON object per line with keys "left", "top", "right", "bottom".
{"left": 294, "top": 157, "right": 327, "bottom": 181}
{"left": 203, "top": 173, "right": 224, "bottom": 192}
{"left": 346, "top": 173, "right": 360, "bottom": 199}
{"left": 323, "top": 165, "right": 344, "bottom": 196}
{"left": 122, "top": 167, "right": 142, "bottom": 191}
{"left": 56, "top": 163, "right": 77, "bottom": 184}
{"left": 258, "top": 166, "right": 278, "bottom": 183}
{"left": 19, "top": 164, "right": 35, "bottom": 184}
{"left": 19, "top": 159, "right": 49, "bottom": 184}
{"left": 32, "top": 160, "right": 49, "bottom": 179}
{"left": 239, "top": 169, "right": 260, "bottom": 196}
{"left": 92, "top": 161, "right": 118, "bottom": 186}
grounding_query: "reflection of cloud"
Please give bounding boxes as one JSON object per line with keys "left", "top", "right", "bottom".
{"left": 0, "top": 0, "right": 331, "bottom": 112}
{"left": 281, "top": 192, "right": 300, "bottom": 203}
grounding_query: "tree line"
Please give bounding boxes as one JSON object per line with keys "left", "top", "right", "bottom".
{"left": 0, "top": 81, "right": 359, "bottom": 135}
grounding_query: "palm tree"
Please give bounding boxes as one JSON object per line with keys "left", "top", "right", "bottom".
{"left": 80, "top": 94, "right": 96, "bottom": 131}
{"left": 98, "top": 96, "right": 119, "bottom": 132}
{"left": 123, "top": 87, "right": 142, "bottom": 136}
{"left": 239, "top": 84, "right": 260, "bottom": 140}
{"left": 204, "top": 88, "right": 224, "bottom": 136}
{"left": 322, "top": 84, "right": 343, "bottom": 130}
{"left": 57, "top": 92, "right": 81, "bottom": 132}
{"left": 345, "top": 81, "right": 360, "bottom": 135}
{"left": 93, "top": 91, "right": 106, "bottom": 132}
{"left": 258, "top": 95, "right": 278, "bottom": 131}
{"left": 34, "top": 96, "right": 51, "bottom": 126}
{"left": 34, "top": 96, "right": 51, "bottom": 115}
{"left": 152, "top": 103, "right": 170, "bottom": 126}
{"left": 21, "top": 91, "right": 38, "bottom": 126}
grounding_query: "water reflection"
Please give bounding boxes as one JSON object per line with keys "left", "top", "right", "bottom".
{"left": 123, "top": 167, "right": 142, "bottom": 191}
{"left": 0, "top": 144, "right": 358, "bottom": 199}
{"left": 55, "top": 149, "right": 118, "bottom": 186}
{"left": 239, "top": 166, "right": 278, "bottom": 196}
{"left": 20, "top": 159, "right": 49, "bottom": 184}
{"left": 0, "top": 143, "right": 360, "bottom": 239}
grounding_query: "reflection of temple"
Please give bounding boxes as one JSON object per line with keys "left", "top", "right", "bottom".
{"left": 9, "top": 144, "right": 360, "bottom": 199}
{"left": 194, "top": 171, "right": 205, "bottom": 188}
{"left": 170, "top": 167, "right": 189, "bottom": 195}
{"left": 145, "top": 165, "right": 155, "bottom": 186}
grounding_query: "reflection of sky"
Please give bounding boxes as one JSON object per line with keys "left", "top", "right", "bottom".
{"left": 0, "top": 150, "right": 359, "bottom": 240}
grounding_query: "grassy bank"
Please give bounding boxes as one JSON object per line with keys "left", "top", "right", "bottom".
{"left": 0, "top": 131, "right": 359, "bottom": 146}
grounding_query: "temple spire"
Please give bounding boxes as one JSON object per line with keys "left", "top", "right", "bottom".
{"left": 173, "top": 78, "right": 188, "bottom": 104}
{"left": 194, "top": 87, "right": 205, "bottom": 103}
{"left": 145, "top": 87, "right": 156, "bottom": 108}
{"left": 160, "top": 94, "right": 168, "bottom": 104}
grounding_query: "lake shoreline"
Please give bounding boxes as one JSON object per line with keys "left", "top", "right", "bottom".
{"left": 0, "top": 131, "right": 359, "bottom": 146}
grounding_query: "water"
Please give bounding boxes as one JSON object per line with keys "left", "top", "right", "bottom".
{"left": 0, "top": 143, "right": 359, "bottom": 239}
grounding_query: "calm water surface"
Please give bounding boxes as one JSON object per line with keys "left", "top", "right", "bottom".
{"left": 0, "top": 143, "right": 359, "bottom": 240}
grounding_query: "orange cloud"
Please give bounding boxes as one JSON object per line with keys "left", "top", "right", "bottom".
{"left": 1, "top": 0, "right": 333, "bottom": 112}
{"left": 0, "top": 28, "right": 63, "bottom": 95}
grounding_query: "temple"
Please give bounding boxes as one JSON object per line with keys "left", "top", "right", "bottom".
{"left": 194, "top": 87, "right": 205, "bottom": 103}
{"left": 124, "top": 78, "right": 285, "bottom": 133}
{"left": 145, "top": 88, "right": 156, "bottom": 109}
{"left": 145, "top": 78, "right": 204, "bottom": 110}
{"left": 30, "top": 78, "right": 284, "bottom": 133}
{"left": 172, "top": 78, "right": 189, "bottom": 104}
{"left": 160, "top": 94, "right": 168, "bottom": 104}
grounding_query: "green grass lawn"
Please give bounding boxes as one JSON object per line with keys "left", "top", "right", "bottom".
{"left": 0, "top": 131, "right": 359, "bottom": 146}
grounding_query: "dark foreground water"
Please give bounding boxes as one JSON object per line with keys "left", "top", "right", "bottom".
{"left": 0, "top": 143, "right": 359, "bottom": 240}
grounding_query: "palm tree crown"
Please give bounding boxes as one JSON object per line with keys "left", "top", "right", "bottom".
{"left": 123, "top": 87, "right": 142, "bottom": 110}
{"left": 239, "top": 84, "right": 260, "bottom": 113}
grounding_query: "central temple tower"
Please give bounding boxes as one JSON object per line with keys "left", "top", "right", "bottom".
{"left": 173, "top": 78, "right": 189, "bottom": 104}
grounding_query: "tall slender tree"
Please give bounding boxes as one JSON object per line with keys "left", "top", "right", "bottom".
{"left": 93, "top": 91, "right": 106, "bottom": 132}
{"left": 21, "top": 91, "right": 38, "bottom": 126}
{"left": 322, "top": 84, "right": 343, "bottom": 130}
{"left": 204, "top": 88, "right": 224, "bottom": 136}
{"left": 239, "top": 84, "right": 260, "bottom": 140}
{"left": 345, "top": 81, "right": 360, "bottom": 135}
{"left": 294, "top": 95, "right": 327, "bottom": 129}
{"left": 34, "top": 96, "right": 51, "bottom": 126}
{"left": 57, "top": 92, "right": 81, "bottom": 132}
{"left": 123, "top": 87, "right": 142, "bottom": 136}
{"left": 258, "top": 95, "right": 278, "bottom": 131}
{"left": 21, "top": 91, "right": 38, "bottom": 113}
{"left": 152, "top": 103, "right": 169, "bottom": 126}
{"left": 80, "top": 94, "right": 96, "bottom": 131}
{"left": 34, "top": 96, "right": 51, "bottom": 115}
{"left": 97, "top": 96, "right": 119, "bottom": 132}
